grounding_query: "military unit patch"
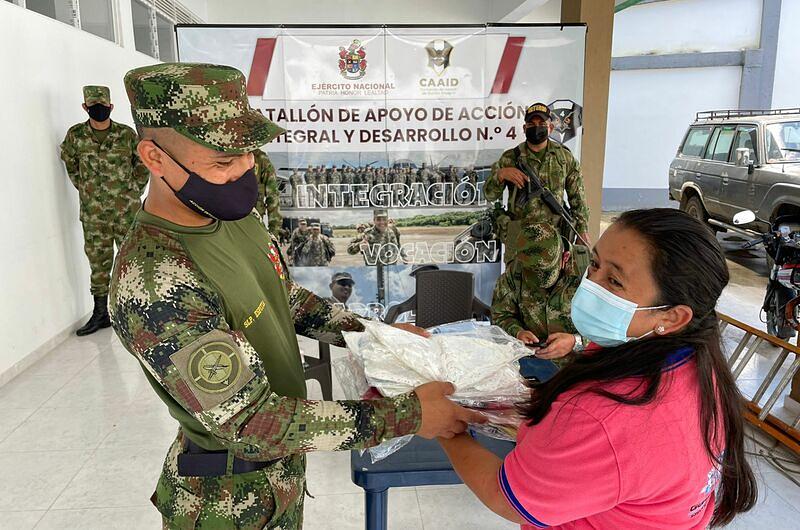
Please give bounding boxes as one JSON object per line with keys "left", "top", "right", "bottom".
{"left": 170, "top": 329, "right": 255, "bottom": 410}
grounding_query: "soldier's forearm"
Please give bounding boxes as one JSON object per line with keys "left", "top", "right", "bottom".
{"left": 230, "top": 392, "right": 422, "bottom": 460}
{"left": 288, "top": 281, "right": 365, "bottom": 346}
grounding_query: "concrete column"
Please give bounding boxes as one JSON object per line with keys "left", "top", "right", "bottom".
{"left": 561, "top": 0, "right": 614, "bottom": 240}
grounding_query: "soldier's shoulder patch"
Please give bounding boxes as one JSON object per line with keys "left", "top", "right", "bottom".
{"left": 169, "top": 329, "right": 255, "bottom": 410}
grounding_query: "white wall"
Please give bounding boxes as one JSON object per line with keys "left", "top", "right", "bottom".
{"left": 181, "top": 0, "right": 208, "bottom": 21}
{"left": 604, "top": 66, "right": 741, "bottom": 190}
{"left": 0, "top": 3, "right": 156, "bottom": 383}
{"left": 613, "top": 0, "right": 761, "bottom": 57}
{"left": 206, "top": 0, "right": 526, "bottom": 24}
{"left": 771, "top": 0, "right": 800, "bottom": 109}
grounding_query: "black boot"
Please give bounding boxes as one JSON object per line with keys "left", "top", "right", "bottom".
{"left": 76, "top": 295, "right": 112, "bottom": 336}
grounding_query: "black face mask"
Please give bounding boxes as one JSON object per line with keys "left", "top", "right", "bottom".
{"left": 87, "top": 103, "right": 111, "bottom": 122}
{"left": 525, "top": 125, "right": 549, "bottom": 145}
{"left": 153, "top": 141, "right": 258, "bottom": 221}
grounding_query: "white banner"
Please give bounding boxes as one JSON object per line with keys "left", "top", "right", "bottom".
{"left": 176, "top": 25, "right": 585, "bottom": 313}
{"left": 177, "top": 25, "right": 585, "bottom": 166}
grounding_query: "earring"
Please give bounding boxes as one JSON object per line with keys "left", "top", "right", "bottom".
{"left": 656, "top": 325, "right": 666, "bottom": 334}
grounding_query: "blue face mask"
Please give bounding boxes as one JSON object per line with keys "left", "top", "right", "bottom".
{"left": 570, "top": 275, "right": 670, "bottom": 347}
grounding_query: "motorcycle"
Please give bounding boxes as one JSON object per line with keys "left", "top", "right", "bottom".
{"left": 734, "top": 210, "right": 800, "bottom": 339}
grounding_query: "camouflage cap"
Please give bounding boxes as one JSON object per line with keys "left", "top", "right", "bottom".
{"left": 83, "top": 86, "right": 111, "bottom": 106}
{"left": 331, "top": 272, "right": 354, "bottom": 284}
{"left": 311, "top": 222, "right": 321, "bottom": 228}
{"left": 124, "top": 63, "right": 284, "bottom": 154}
{"left": 373, "top": 209, "right": 389, "bottom": 219}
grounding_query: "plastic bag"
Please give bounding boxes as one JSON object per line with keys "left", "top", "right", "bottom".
{"left": 334, "top": 319, "right": 529, "bottom": 462}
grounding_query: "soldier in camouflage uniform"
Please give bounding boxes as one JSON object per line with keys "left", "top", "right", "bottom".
{"left": 287, "top": 219, "right": 310, "bottom": 265}
{"left": 485, "top": 102, "right": 589, "bottom": 291}
{"left": 60, "top": 85, "right": 149, "bottom": 336}
{"left": 294, "top": 223, "right": 335, "bottom": 266}
{"left": 347, "top": 210, "right": 404, "bottom": 266}
{"left": 111, "top": 63, "right": 481, "bottom": 530}
{"left": 491, "top": 237, "right": 587, "bottom": 364}
{"left": 252, "top": 149, "right": 282, "bottom": 234}
{"left": 325, "top": 271, "right": 354, "bottom": 309}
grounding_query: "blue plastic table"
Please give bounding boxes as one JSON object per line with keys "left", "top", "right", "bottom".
{"left": 349, "top": 355, "right": 556, "bottom": 530}
{"left": 350, "top": 433, "right": 515, "bottom": 530}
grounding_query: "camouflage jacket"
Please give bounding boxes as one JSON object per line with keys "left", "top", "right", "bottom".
{"left": 252, "top": 149, "right": 282, "bottom": 234}
{"left": 347, "top": 226, "right": 404, "bottom": 266}
{"left": 295, "top": 235, "right": 335, "bottom": 266}
{"left": 484, "top": 140, "right": 589, "bottom": 234}
{"left": 287, "top": 228, "right": 310, "bottom": 259}
{"left": 60, "top": 120, "right": 149, "bottom": 223}
{"left": 491, "top": 263, "right": 581, "bottom": 343}
{"left": 109, "top": 209, "right": 421, "bottom": 461}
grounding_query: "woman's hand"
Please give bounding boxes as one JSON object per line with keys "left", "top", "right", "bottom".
{"left": 536, "top": 332, "right": 576, "bottom": 359}
{"left": 516, "top": 330, "right": 539, "bottom": 346}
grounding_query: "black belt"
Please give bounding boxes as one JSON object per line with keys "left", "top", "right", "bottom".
{"left": 177, "top": 437, "right": 278, "bottom": 477}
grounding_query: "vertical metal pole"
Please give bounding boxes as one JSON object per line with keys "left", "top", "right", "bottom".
{"left": 70, "top": 0, "right": 81, "bottom": 29}
{"left": 148, "top": 3, "right": 160, "bottom": 60}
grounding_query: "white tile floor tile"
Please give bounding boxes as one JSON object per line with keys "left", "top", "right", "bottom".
{"left": 0, "top": 408, "right": 37, "bottom": 442}
{"left": 306, "top": 451, "right": 364, "bottom": 496}
{"left": 303, "top": 489, "right": 423, "bottom": 530}
{"left": 0, "top": 374, "right": 71, "bottom": 409}
{"left": 0, "top": 510, "right": 46, "bottom": 530}
{"left": 33, "top": 506, "right": 161, "bottom": 530}
{"left": 0, "top": 451, "right": 88, "bottom": 511}
{"left": 417, "top": 485, "right": 518, "bottom": 530}
{"left": 51, "top": 446, "right": 164, "bottom": 510}
{"left": 0, "top": 405, "right": 118, "bottom": 452}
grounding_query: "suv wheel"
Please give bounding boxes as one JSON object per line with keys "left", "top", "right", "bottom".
{"left": 682, "top": 196, "right": 707, "bottom": 223}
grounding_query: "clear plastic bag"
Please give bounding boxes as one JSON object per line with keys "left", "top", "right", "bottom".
{"left": 334, "top": 319, "right": 529, "bottom": 462}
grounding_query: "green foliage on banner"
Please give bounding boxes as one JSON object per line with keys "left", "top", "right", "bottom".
{"left": 393, "top": 211, "right": 482, "bottom": 227}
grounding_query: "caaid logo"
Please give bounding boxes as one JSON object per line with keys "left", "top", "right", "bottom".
{"left": 420, "top": 39, "right": 459, "bottom": 91}
{"left": 338, "top": 39, "right": 367, "bottom": 80}
{"left": 425, "top": 39, "right": 453, "bottom": 76}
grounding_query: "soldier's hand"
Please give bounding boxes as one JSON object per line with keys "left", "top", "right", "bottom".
{"left": 516, "top": 330, "right": 539, "bottom": 346}
{"left": 537, "top": 332, "right": 576, "bottom": 359}
{"left": 497, "top": 167, "right": 528, "bottom": 189}
{"left": 391, "top": 322, "right": 430, "bottom": 338}
{"left": 415, "top": 382, "right": 487, "bottom": 439}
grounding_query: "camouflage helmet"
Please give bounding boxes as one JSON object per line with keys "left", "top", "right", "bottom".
{"left": 83, "top": 85, "right": 111, "bottom": 106}
{"left": 124, "top": 63, "right": 284, "bottom": 153}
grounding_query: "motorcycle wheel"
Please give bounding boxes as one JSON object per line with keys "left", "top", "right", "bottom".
{"left": 766, "top": 284, "right": 797, "bottom": 340}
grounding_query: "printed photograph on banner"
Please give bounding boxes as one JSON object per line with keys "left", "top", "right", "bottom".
{"left": 280, "top": 208, "right": 500, "bottom": 269}
{"left": 382, "top": 262, "right": 501, "bottom": 324}
{"left": 270, "top": 160, "right": 488, "bottom": 211}
{"left": 287, "top": 262, "right": 500, "bottom": 322}
{"left": 288, "top": 266, "right": 382, "bottom": 319}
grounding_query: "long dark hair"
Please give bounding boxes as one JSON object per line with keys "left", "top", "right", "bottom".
{"left": 521, "top": 209, "right": 756, "bottom": 526}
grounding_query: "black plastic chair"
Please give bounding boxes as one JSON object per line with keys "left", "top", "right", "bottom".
{"left": 303, "top": 342, "right": 332, "bottom": 400}
{"left": 384, "top": 270, "right": 488, "bottom": 327}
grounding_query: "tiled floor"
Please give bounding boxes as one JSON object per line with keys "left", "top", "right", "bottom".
{"left": 2, "top": 229, "right": 800, "bottom": 529}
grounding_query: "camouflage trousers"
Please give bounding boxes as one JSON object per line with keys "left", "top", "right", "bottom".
{"left": 81, "top": 211, "right": 136, "bottom": 296}
{"left": 154, "top": 432, "right": 306, "bottom": 529}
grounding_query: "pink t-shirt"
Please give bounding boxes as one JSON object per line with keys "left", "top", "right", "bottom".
{"left": 500, "top": 351, "right": 723, "bottom": 529}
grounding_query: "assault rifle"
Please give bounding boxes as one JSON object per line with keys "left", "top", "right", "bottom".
{"left": 513, "top": 152, "right": 589, "bottom": 248}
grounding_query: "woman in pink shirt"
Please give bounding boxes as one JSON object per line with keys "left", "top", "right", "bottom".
{"left": 440, "top": 208, "right": 757, "bottom": 529}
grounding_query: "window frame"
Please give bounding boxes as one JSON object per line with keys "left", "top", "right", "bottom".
{"left": 680, "top": 125, "right": 714, "bottom": 159}
{"left": 729, "top": 124, "right": 759, "bottom": 165}
{"left": 704, "top": 125, "right": 738, "bottom": 163}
